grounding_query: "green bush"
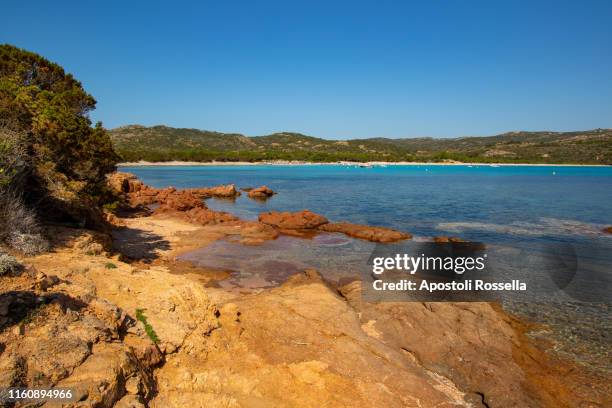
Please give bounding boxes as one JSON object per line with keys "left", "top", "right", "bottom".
{"left": 0, "top": 44, "right": 120, "bottom": 249}
{"left": 0, "top": 252, "right": 22, "bottom": 276}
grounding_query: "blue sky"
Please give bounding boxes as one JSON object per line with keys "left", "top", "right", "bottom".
{"left": 2, "top": 0, "right": 612, "bottom": 138}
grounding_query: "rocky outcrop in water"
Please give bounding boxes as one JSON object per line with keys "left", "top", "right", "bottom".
{"left": 108, "top": 173, "right": 239, "bottom": 208}
{"left": 259, "top": 210, "right": 329, "bottom": 230}
{"left": 235, "top": 221, "right": 280, "bottom": 245}
{"left": 107, "top": 173, "right": 239, "bottom": 226}
{"left": 247, "top": 185, "right": 275, "bottom": 200}
{"left": 157, "top": 191, "right": 205, "bottom": 212}
{"left": 433, "top": 236, "right": 486, "bottom": 250}
{"left": 319, "top": 222, "right": 411, "bottom": 242}
{"left": 603, "top": 226, "right": 612, "bottom": 234}
{"left": 186, "top": 184, "right": 240, "bottom": 199}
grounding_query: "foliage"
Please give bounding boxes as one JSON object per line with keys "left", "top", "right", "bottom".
{"left": 104, "top": 262, "right": 117, "bottom": 269}
{"left": 0, "top": 44, "right": 119, "bottom": 245}
{"left": 7, "top": 232, "right": 49, "bottom": 256}
{"left": 102, "top": 201, "right": 120, "bottom": 214}
{"left": 110, "top": 126, "right": 612, "bottom": 165}
{"left": 0, "top": 252, "right": 22, "bottom": 276}
{"left": 135, "top": 308, "right": 159, "bottom": 344}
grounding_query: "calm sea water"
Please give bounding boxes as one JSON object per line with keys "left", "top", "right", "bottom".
{"left": 121, "top": 164, "right": 611, "bottom": 370}
{"left": 121, "top": 164, "right": 612, "bottom": 245}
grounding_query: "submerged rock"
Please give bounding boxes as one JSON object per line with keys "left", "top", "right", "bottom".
{"left": 247, "top": 185, "right": 275, "bottom": 200}
{"left": 319, "top": 222, "right": 411, "bottom": 242}
{"left": 433, "top": 236, "right": 486, "bottom": 250}
{"left": 259, "top": 210, "right": 329, "bottom": 229}
{"left": 236, "top": 221, "right": 280, "bottom": 245}
{"left": 184, "top": 207, "right": 239, "bottom": 225}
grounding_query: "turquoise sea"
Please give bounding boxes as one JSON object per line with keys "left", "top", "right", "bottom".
{"left": 121, "top": 164, "right": 612, "bottom": 245}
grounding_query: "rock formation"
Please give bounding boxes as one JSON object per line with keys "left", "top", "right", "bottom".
{"left": 433, "top": 236, "right": 486, "bottom": 250}
{"left": 319, "top": 222, "right": 411, "bottom": 242}
{"left": 259, "top": 210, "right": 329, "bottom": 230}
{"left": 107, "top": 173, "right": 239, "bottom": 208}
{"left": 186, "top": 184, "right": 240, "bottom": 199}
{"left": 247, "top": 185, "right": 275, "bottom": 200}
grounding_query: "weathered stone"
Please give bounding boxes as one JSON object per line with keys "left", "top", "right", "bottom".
{"left": 319, "top": 222, "right": 411, "bottom": 242}
{"left": 259, "top": 210, "right": 328, "bottom": 229}
{"left": 37, "top": 274, "right": 60, "bottom": 291}
{"left": 187, "top": 184, "right": 240, "bottom": 198}
{"left": 115, "top": 393, "right": 146, "bottom": 408}
{"left": 433, "top": 236, "right": 486, "bottom": 250}
{"left": 247, "top": 185, "right": 275, "bottom": 200}
{"left": 155, "top": 191, "right": 205, "bottom": 212}
{"left": 236, "top": 221, "right": 279, "bottom": 245}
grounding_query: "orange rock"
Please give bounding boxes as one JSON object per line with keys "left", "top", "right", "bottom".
{"left": 237, "top": 221, "right": 280, "bottom": 245}
{"left": 188, "top": 184, "right": 240, "bottom": 198}
{"left": 107, "top": 172, "right": 144, "bottom": 194}
{"left": 127, "top": 186, "right": 164, "bottom": 207}
{"left": 156, "top": 191, "right": 205, "bottom": 212}
{"left": 259, "top": 210, "right": 328, "bottom": 230}
{"left": 185, "top": 207, "right": 239, "bottom": 225}
{"left": 603, "top": 226, "right": 612, "bottom": 234}
{"left": 248, "top": 185, "right": 275, "bottom": 200}
{"left": 318, "top": 222, "right": 411, "bottom": 243}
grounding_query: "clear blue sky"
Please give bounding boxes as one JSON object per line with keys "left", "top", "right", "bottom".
{"left": 2, "top": 0, "right": 612, "bottom": 138}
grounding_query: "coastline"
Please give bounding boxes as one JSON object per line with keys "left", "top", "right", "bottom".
{"left": 118, "top": 160, "right": 610, "bottom": 167}
{"left": 2, "top": 172, "right": 608, "bottom": 406}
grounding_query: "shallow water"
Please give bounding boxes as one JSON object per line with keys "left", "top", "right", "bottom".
{"left": 180, "top": 233, "right": 372, "bottom": 291}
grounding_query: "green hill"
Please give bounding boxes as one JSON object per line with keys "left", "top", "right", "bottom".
{"left": 109, "top": 125, "right": 612, "bottom": 164}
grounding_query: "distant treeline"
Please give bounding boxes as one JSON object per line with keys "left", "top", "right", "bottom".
{"left": 110, "top": 125, "right": 612, "bottom": 164}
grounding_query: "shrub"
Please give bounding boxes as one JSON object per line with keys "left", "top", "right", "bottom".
{"left": 0, "top": 181, "right": 49, "bottom": 254}
{"left": 104, "top": 262, "right": 117, "bottom": 269}
{"left": 0, "top": 44, "right": 119, "bottom": 232}
{"left": 7, "top": 232, "right": 49, "bottom": 256}
{"left": 0, "top": 252, "right": 22, "bottom": 276}
{"left": 102, "top": 201, "right": 120, "bottom": 214}
{"left": 0, "top": 189, "right": 49, "bottom": 255}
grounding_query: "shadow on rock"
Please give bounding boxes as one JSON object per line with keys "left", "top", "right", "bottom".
{"left": 0, "top": 291, "right": 87, "bottom": 329}
{"left": 112, "top": 227, "right": 171, "bottom": 263}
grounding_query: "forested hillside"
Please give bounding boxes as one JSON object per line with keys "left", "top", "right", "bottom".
{"left": 110, "top": 125, "right": 612, "bottom": 164}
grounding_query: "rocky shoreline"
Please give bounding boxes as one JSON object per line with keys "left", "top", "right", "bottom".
{"left": 0, "top": 173, "right": 609, "bottom": 407}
